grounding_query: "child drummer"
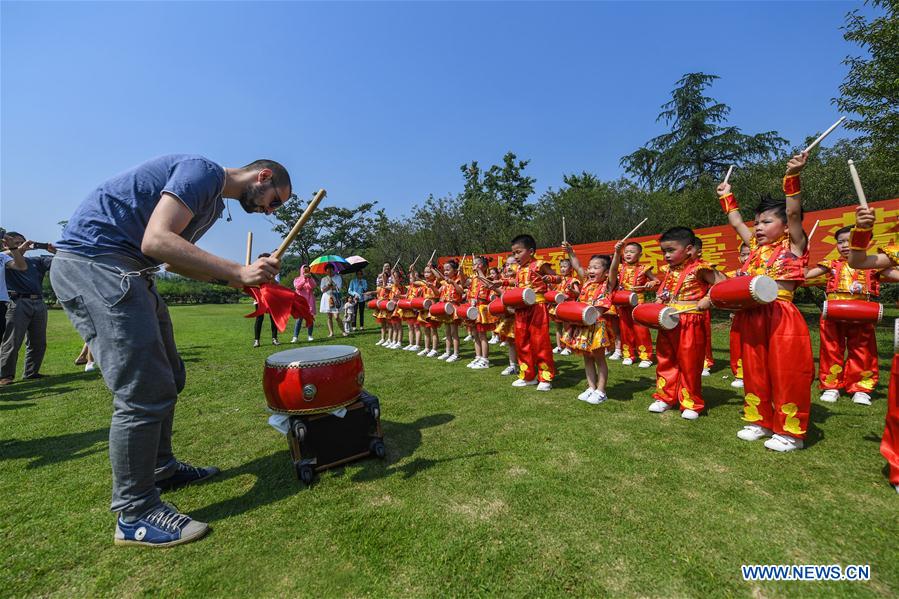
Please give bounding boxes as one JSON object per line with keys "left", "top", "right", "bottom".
{"left": 417, "top": 264, "right": 441, "bottom": 358}
{"left": 466, "top": 256, "right": 497, "bottom": 369}
{"left": 432, "top": 259, "right": 465, "bottom": 363}
{"left": 717, "top": 152, "right": 815, "bottom": 451}
{"left": 403, "top": 267, "right": 424, "bottom": 352}
{"left": 726, "top": 243, "right": 752, "bottom": 389}
{"left": 373, "top": 273, "right": 391, "bottom": 346}
{"left": 692, "top": 237, "right": 716, "bottom": 377}
{"left": 561, "top": 241, "right": 623, "bottom": 405}
{"left": 616, "top": 241, "right": 658, "bottom": 368}
{"left": 491, "top": 257, "right": 520, "bottom": 376}
{"left": 848, "top": 206, "right": 899, "bottom": 492}
{"left": 547, "top": 258, "right": 580, "bottom": 356}
{"left": 647, "top": 227, "right": 723, "bottom": 420}
{"left": 805, "top": 226, "right": 883, "bottom": 405}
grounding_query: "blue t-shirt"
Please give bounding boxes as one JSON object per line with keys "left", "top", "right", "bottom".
{"left": 0, "top": 254, "right": 12, "bottom": 301}
{"left": 56, "top": 155, "right": 226, "bottom": 267}
{"left": 5, "top": 255, "right": 52, "bottom": 296}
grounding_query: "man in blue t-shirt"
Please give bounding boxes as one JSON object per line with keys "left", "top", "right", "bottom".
{"left": 51, "top": 155, "right": 295, "bottom": 548}
{"left": 0, "top": 233, "right": 29, "bottom": 343}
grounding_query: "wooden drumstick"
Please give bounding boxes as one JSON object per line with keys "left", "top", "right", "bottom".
{"left": 847, "top": 160, "right": 868, "bottom": 209}
{"left": 670, "top": 307, "right": 698, "bottom": 316}
{"left": 245, "top": 232, "right": 253, "bottom": 266}
{"left": 427, "top": 249, "right": 437, "bottom": 267}
{"left": 621, "top": 218, "right": 649, "bottom": 243}
{"left": 804, "top": 116, "right": 846, "bottom": 154}
{"left": 562, "top": 216, "right": 567, "bottom": 244}
{"left": 409, "top": 254, "right": 421, "bottom": 269}
{"left": 807, "top": 219, "right": 820, "bottom": 244}
{"left": 273, "top": 189, "right": 326, "bottom": 260}
{"left": 723, "top": 165, "right": 734, "bottom": 185}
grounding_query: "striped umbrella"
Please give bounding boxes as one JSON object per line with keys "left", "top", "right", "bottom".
{"left": 309, "top": 254, "right": 349, "bottom": 274}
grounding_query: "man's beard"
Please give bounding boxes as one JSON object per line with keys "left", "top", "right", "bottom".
{"left": 238, "top": 182, "right": 267, "bottom": 213}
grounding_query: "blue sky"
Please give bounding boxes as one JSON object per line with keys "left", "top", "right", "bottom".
{"left": 1, "top": 1, "right": 876, "bottom": 263}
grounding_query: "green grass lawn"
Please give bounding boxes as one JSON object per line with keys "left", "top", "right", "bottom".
{"left": 2, "top": 304, "right": 897, "bottom": 597}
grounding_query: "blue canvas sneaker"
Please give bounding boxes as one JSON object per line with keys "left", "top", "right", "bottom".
{"left": 114, "top": 503, "right": 208, "bottom": 547}
{"left": 157, "top": 461, "right": 220, "bottom": 492}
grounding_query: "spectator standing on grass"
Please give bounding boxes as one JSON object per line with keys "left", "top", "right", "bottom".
{"left": 0, "top": 232, "right": 55, "bottom": 386}
{"left": 319, "top": 264, "right": 342, "bottom": 337}
{"left": 0, "top": 232, "right": 28, "bottom": 344}
{"left": 291, "top": 264, "right": 316, "bottom": 343}
{"left": 347, "top": 269, "right": 369, "bottom": 330}
{"left": 50, "top": 155, "right": 294, "bottom": 548}
{"left": 341, "top": 295, "right": 355, "bottom": 335}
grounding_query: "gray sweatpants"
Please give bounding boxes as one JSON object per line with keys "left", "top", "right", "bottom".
{"left": 50, "top": 252, "right": 184, "bottom": 518}
{"left": 0, "top": 297, "right": 48, "bottom": 379}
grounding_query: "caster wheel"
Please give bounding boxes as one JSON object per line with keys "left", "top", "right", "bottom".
{"left": 298, "top": 465, "right": 314, "bottom": 485}
{"left": 370, "top": 439, "right": 386, "bottom": 459}
{"left": 291, "top": 420, "right": 306, "bottom": 442}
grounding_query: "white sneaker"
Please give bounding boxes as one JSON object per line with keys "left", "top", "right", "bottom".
{"left": 585, "top": 390, "right": 606, "bottom": 404}
{"left": 681, "top": 409, "right": 700, "bottom": 421}
{"left": 736, "top": 424, "right": 773, "bottom": 441}
{"left": 307, "top": 336, "right": 314, "bottom": 342}
{"left": 437, "top": 352, "right": 450, "bottom": 360}
{"left": 647, "top": 400, "right": 672, "bottom": 413}
{"left": 488, "top": 336, "right": 499, "bottom": 345}
{"left": 701, "top": 368, "right": 711, "bottom": 377}
{"left": 730, "top": 378, "right": 744, "bottom": 388}
{"left": 536, "top": 382, "right": 552, "bottom": 392}
{"left": 463, "top": 335, "right": 473, "bottom": 342}
{"left": 820, "top": 389, "right": 840, "bottom": 403}
{"left": 764, "top": 434, "right": 804, "bottom": 452}
{"left": 608, "top": 350, "right": 622, "bottom": 361}
{"left": 472, "top": 360, "right": 490, "bottom": 370}
{"left": 851, "top": 392, "right": 872, "bottom": 406}
{"left": 500, "top": 365, "right": 517, "bottom": 376}
{"left": 512, "top": 378, "right": 538, "bottom": 387}
{"left": 499, "top": 341, "right": 507, "bottom": 347}
{"left": 622, "top": 358, "right": 634, "bottom": 366}
{"left": 466, "top": 359, "right": 478, "bottom": 368}
{"left": 426, "top": 350, "right": 438, "bottom": 358}
{"left": 638, "top": 360, "right": 653, "bottom": 368}
{"left": 446, "top": 354, "right": 460, "bottom": 363}
{"left": 552, "top": 346, "right": 562, "bottom": 354}
{"left": 84, "top": 362, "right": 96, "bottom": 372}
{"left": 272, "top": 338, "right": 280, "bottom": 346}
{"left": 417, "top": 348, "right": 428, "bottom": 356}
{"left": 253, "top": 340, "right": 260, "bottom": 348}
{"left": 291, "top": 336, "right": 298, "bottom": 343}
{"left": 410, "top": 345, "right": 421, "bottom": 352}
{"left": 560, "top": 348, "right": 571, "bottom": 356}
{"left": 375, "top": 339, "right": 384, "bottom": 346}
{"left": 577, "top": 388, "right": 594, "bottom": 401}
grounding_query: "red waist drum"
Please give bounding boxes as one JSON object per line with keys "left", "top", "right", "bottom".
{"left": 410, "top": 297, "right": 433, "bottom": 311}
{"left": 502, "top": 288, "right": 536, "bottom": 308}
{"left": 822, "top": 300, "right": 883, "bottom": 323}
{"left": 632, "top": 303, "right": 680, "bottom": 330}
{"left": 488, "top": 297, "right": 509, "bottom": 316}
{"left": 429, "top": 302, "right": 456, "bottom": 317}
{"left": 376, "top": 299, "right": 397, "bottom": 312}
{"left": 397, "top": 299, "right": 414, "bottom": 310}
{"left": 263, "top": 345, "right": 364, "bottom": 415}
{"left": 463, "top": 305, "right": 479, "bottom": 320}
{"left": 710, "top": 275, "right": 778, "bottom": 311}
{"left": 366, "top": 299, "right": 378, "bottom": 310}
{"left": 611, "top": 290, "right": 638, "bottom": 306}
{"left": 547, "top": 291, "right": 568, "bottom": 304}
{"left": 554, "top": 301, "right": 598, "bottom": 325}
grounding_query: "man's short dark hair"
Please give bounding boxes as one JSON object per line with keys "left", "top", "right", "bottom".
{"left": 243, "top": 159, "right": 291, "bottom": 192}
{"left": 739, "top": 242, "right": 750, "bottom": 251}
{"left": 624, "top": 242, "right": 643, "bottom": 252}
{"left": 835, "top": 225, "right": 853, "bottom": 239}
{"left": 4, "top": 231, "right": 23, "bottom": 240}
{"left": 754, "top": 194, "right": 796, "bottom": 224}
{"left": 692, "top": 237, "right": 703, "bottom": 250}
{"left": 660, "top": 226, "right": 695, "bottom": 247}
{"left": 590, "top": 254, "right": 611, "bottom": 269}
{"left": 511, "top": 234, "right": 537, "bottom": 251}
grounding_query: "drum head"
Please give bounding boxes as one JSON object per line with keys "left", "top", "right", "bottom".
{"left": 750, "top": 276, "right": 779, "bottom": 304}
{"left": 659, "top": 308, "right": 680, "bottom": 330}
{"left": 522, "top": 288, "right": 536, "bottom": 304}
{"left": 582, "top": 305, "right": 599, "bottom": 326}
{"left": 266, "top": 345, "right": 359, "bottom": 368}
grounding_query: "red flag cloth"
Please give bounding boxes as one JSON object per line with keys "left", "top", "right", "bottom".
{"left": 244, "top": 283, "right": 314, "bottom": 332}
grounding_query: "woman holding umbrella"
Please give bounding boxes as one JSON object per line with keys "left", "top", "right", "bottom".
{"left": 291, "top": 264, "right": 317, "bottom": 343}
{"left": 311, "top": 256, "right": 346, "bottom": 337}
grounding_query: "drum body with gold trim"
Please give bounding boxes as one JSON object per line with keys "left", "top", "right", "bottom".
{"left": 554, "top": 301, "right": 598, "bottom": 325}
{"left": 822, "top": 300, "right": 883, "bottom": 324}
{"left": 632, "top": 303, "right": 680, "bottom": 330}
{"left": 264, "top": 346, "right": 364, "bottom": 415}
{"left": 429, "top": 302, "right": 456, "bottom": 317}
{"left": 611, "top": 290, "right": 637, "bottom": 306}
{"left": 488, "top": 297, "right": 509, "bottom": 316}
{"left": 366, "top": 299, "right": 378, "bottom": 310}
{"left": 502, "top": 288, "right": 536, "bottom": 308}
{"left": 710, "top": 275, "right": 778, "bottom": 311}
{"left": 410, "top": 297, "right": 433, "bottom": 311}
{"left": 397, "top": 299, "right": 414, "bottom": 311}
{"left": 376, "top": 299, "right": 396, "bottom": 312}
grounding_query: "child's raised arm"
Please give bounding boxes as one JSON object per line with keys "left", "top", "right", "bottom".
{"left": 784, "top": 151, "right": 809, "bottom": 256}
{"left": 717, "top": 181, "right": 752, "bottom": 247}
{"left": 561, "top": 241, "right": 585, "bottom": 279}
{"left": 848, "top": 206, "right": 894, "bottom": 270}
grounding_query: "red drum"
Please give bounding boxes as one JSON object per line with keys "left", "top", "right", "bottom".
{"left": 376, "top": 299, "right": 397, "bottom": 312}
{"left": 554, "top": 301, "right": 598, "bottom": 326}
{"left": 410, "top": 297, "right": 433, "bottom": 311}
{"left": 366, "top": 299, "right": 378, "bottom": 310}
{"left": 463, "top": 305, "right": 479, "bottom": 320}
{"left": 710, "top": 275, "right": 778, "bottom": 311}
{"left": 632, "top": 303, "right": 680, "bottom": 330}
{"left": 429, "top": 302, "right": 456, "bottom": 317}
{"left": 397, "top": 299, "right": 414, "bottom": 310}
{"left": 502, "top": 288, "right": 536, "bottom": 308}
{"left": 611, "top": 290, "right": 638, "bottom": 306}
{"left": 264, "top": 346, "right": 364, "bottom": 415}
{"left": 488, "top": 297, "right": 508, "bottom": 316}
{"left": 547, "top": 291, "right": 568, "bottom": 304}
{"left": 822, "top": 300, "right": 883, "bottom": 324}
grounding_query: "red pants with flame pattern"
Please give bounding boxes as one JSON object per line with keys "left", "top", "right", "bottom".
{"left": 514, "top": 303, "right": 555, "bottom": 382}
{"left": 883, "top": 356, "right": 899, "bottom": 485}
{"left": 618, "top": 304, "right": 654, "bottom": 362}
{"left": 653, "top": 313, "right": 707, "bottom": 412}
{"left": 818, "top": 317, "right": 878, "bottom": 394}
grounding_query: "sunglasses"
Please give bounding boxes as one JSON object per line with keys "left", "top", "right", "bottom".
{"left": 268, "top": 182, "right": 297, "bottom": 210}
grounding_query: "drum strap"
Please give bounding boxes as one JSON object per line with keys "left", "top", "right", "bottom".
{"left": 660, "top": 261, "right": 697, "bottom": 302}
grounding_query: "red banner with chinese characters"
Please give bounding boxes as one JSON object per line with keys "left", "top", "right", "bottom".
{"left": 440, "top": 199, "right": 898, "bottom": 276}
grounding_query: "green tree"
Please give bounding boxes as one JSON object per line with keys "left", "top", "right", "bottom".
{"left": 271, "top": 196, "right": 378, "bottom": 264}
{"left": 621, "top": 73, "right": 787, "bottom": 191}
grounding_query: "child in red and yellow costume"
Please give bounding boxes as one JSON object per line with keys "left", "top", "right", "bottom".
{"left": 402, "top": 267, "right": 424, "bottom": 352}
{"left": 561, "top": 240, "right": 622, "bottom": 405}
{"left": 806, "top": 226, "right": 883, "bottom": 405}
{"left": 692, "top": 238, "right": 716, "bottom": 376}
{"left": 725, "top": 243, "right": 752, "bottom": 389}
{"left": 466, "top": 256, "right": 498, "bottom": 369}
{"left": 547, "top": 258, "right": 581, "bottom": 356}
{"left": 387, "top": 269, "right": 407, "bottom": 349}
{"left": 616, "top": 241, "right": 658, "bottom": 368}
{"left": 373, "top": 270, "right": 391, "bottom": 347}
{"left": 492, "top": 258, "right": 520, "bottom": 376}
{"left": 432, "top": 259, "right": 466, "bottom": 363}
{"left": 717, "top": 152, "right": 815, "bottom": 452}
{"left": 415, "top": 265, "right": 442, "bottom": 358}
{"left": 848, "top": 206, "right": 899, "bottom": 493}
{"left": 647, "top": 227, "right": 723, "bottom": 420}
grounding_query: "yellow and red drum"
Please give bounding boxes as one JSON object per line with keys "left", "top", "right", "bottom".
{"left": 822, "top": 300, "right": 883, "bottom": 324}
{"left": 410, "top": 297, "right": 433, "bottom": 311}
{"left": 488, "top": 297, "right": 509, "bottom": 317}
{"left": 547, "top": 291, "right": 568, "bottom": 304}
{"left": 632, "top": 303, "right": 680, "bottom": 330}
{"left": 397, "top": 299, "right": 414, "bottom": 311}
{"left": 264, "top": 346, "right": 364, "bottom": 415}
{"left": 376, "top": 299, "right": 396, "bottom": 312}
{"left": 611, "top": 290, "right": 638, "bottom": 306}
{"left": 710, "top": 275, "right": 778, "bottom": 311}
{"left": 429, "top": 302, "right": 457, "bottom": 318}
{"left": 554, "top": 301, "right": 598, "bottom": 326}
{"left": 366, "top": 299, "right": 378, "bottom": 310}
{"left": 501, "top": 288, "right": 536, "bottom": 308}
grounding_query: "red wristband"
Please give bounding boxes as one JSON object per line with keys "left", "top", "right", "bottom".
{"left": 718, "top": 193, "right": 739, "bottom": 214}
{"left": 783, "top": 174, "right": 801, "bottom": 197}
{"left": 849, "top": 226, "right": 873, "bottom": 250}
